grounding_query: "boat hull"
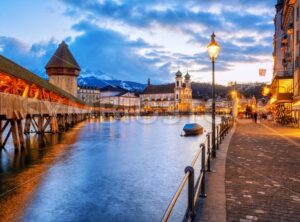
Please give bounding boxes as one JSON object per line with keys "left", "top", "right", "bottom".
{"left": 183, "top": 123, "right": 204, "bottom": 136}
{"left": 183, "top": 128, "right": 203, "bottom": 136}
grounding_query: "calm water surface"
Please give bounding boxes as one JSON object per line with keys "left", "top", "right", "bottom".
{"left": 0, "top": 115, "right": 219, "bottom": 222}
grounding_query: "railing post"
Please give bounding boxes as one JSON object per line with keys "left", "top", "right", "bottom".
{"left": 206, "top": 133, "right": 211, "bottom": 172}
{"left": 200, "top": 145, "right": 207, "bottom": 198}
{"left": 184, "top": 166, "right": 195, "bottom": 220}
{"left": 216, "top": 125, "right": 219, "bottom": 150}
{"left": 221, "top": 122, "right": 224, "bottom": 141}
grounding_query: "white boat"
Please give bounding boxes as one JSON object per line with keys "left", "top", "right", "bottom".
{"left": 183, "top": 123, "right": 203, "bottom": 136}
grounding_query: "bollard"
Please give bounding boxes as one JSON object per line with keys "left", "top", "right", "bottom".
{"left": 184, "top": 166, "right": 195, "bottom": 220}
{"left": 206, "top": 134, "right": 211, "bottom": 172}
{"left": 200, "top": 144, "right": 207, "bottom": 198}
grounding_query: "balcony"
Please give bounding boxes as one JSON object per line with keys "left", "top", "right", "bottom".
{"left": 287, "top": 23, "right": 294, "bottom": 34}
{"left": 270, "top": 92, "right": 293, "bottom": 105}
{"left": 296, "top": 56, "right": 300, "bottom": 69}
{"left": 281, "top": 34, "right": 288, "bottom": 44}
{"left": 280, "top": 42, "right": 288, "bottom": 50}
{"left": 282, "top": 58, "right": 288, "bottom": 67}
{"left": 270, "top": 76, "right": 293, "bottom": 104}
{"left": 277, "top": 93, "right": 293, "bottom": 101}
{"left": 284, "top": 52, "right": 292, "bottom": 62}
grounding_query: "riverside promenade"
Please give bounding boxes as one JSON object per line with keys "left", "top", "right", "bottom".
{"left": 196, "top": 119, "right": 300, "bottom": 222}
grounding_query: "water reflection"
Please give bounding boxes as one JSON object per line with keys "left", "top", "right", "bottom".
{"left": 0, "top": 116, "right": 219, "bottom": 222}
{"left": 0, "top": 122, "right": 85, "bottom": 222}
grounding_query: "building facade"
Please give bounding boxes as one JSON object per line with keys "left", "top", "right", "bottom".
{"left": 140, "top": 71, "right": 192, "bottom": 113}
{"left": 270, "top": 0, "right": 295, "bottom": 124}
{"left": 98, "top": 86, "right": 140, "bottom": 114}
{"left": 78, "top": 85, "right": 101, "bottom": 104}
{"left": 205, "top": 99, "right": 232, "bottom": 114}
{"left": 45, "top": 41, "right": 80, "bottom": 97}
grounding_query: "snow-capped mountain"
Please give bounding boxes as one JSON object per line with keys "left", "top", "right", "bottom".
{"left": 79, "top": 69, "right": 114, "bottom": 81}
{"left": 77, "top": 69, "right": 146, "bottom": 92}
{"left": 78, "top": 76, "right": 146, "bottom": 92}
{"left": 30, "top": 68, "right": 146, "bottom": 92}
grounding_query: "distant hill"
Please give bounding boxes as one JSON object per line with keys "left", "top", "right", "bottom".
{"left": 192, "top": 82, "right": 264, "bottom": 99}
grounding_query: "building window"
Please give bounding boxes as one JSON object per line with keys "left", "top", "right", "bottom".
{"left": 176, "top": 81, "right": 179, "bottom": 87}
{"left": 297, "top": 6, "right": 299, "bottom": 20}
{"left": 176, "top": 94, "right": 179, "bottom": 100}
{"left": 297, "top": 30, "right": 300, "bottom": 44}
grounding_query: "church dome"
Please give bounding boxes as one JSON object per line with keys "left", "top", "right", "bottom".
{"left": 175, "top": 70, "right": 183, "bottom": 77}
{"left": 184, "top": 72, "right": 191, "bottom": 79}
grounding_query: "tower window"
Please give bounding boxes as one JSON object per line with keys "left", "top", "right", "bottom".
{"left": 177, "top": 81, "right": 179, "bottom": 87}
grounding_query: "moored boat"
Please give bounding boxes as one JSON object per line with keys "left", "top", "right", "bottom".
{"left": 183, "top": 123, "right": 203, "bottom": 136}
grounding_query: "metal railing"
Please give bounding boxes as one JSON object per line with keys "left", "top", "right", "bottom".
{"left": 161, "top": 117, "right": 234, "bottom": 222}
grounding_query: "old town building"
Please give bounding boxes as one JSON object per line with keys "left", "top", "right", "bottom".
{"left": 270, "top": 0, "right": 295, "bottom": 124}
{"left": 78, "top": 85, "right": 101, "bottom": 104}
{"left": 140, "top": 71, "right": 192, "bottom": 113}
{"left": 98, "top": 85, "right": 140, "bottom": 114}
{"left": 46, "top": 41, "right": 80, "bottom": 97}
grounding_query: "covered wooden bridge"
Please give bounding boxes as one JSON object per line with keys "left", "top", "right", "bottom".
{"left": 0, "top": 55, "right": 120, "bottom": 150}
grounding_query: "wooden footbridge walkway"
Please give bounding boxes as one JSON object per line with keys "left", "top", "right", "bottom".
{"left": 0, "top": 55, "right": 125, "bottom": 150}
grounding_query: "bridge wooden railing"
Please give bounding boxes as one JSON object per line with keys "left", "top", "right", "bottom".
{"left": 0, "top": 92, "right": 139, "bottom": 150}
{"left": 0, "top": 93, "right": 91, "bottom": 119}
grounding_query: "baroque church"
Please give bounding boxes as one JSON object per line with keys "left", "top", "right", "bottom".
{"left": 140, "top": 70, "right": 192, "bottom": 113}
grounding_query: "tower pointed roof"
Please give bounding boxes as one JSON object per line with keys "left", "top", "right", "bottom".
{"left": 184, "top": 72, "right": 191, "bottom": 79}
{"left": 45, "top": 41, "right": 80, "bottom": 71}
{"left": 175, "top": 70, "right": 183, "bottom": 77}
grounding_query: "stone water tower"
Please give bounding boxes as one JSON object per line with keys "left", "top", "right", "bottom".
{"left": 45, "top": 41, "right": 80, "bottom": 96}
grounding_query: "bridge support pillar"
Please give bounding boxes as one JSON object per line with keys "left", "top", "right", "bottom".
{"left": 10, "top": 120, "right": 20, "bottom": 150}
{"left": 24, "top": 116, "right": 31, "bottom": 134}
{"left": 17, "top": 119, "right": 25, "bottom": 149}
{"left": 59, "top": 115, "right": 66, "bottom": 131}
{"left": 50, "top": 116, "right": 58, "bottom": 134}
{"left": 37, "top": 115, "right": 44, "bottom": 134}
{"left": 0, "top": 120, "right": 2, "bottom": 148}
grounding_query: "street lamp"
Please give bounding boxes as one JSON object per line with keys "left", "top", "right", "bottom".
{"left": 207, "top": 32, "right": 220, "bottom": 158}
{"left": 231, "top": 90, "right": 237, "bottom": 98}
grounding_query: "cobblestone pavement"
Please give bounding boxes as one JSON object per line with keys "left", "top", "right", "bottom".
{"left": 225, "top": 120, "right": 300, "bottom": 222}
{"left": 195, "top": 126, "right": 235, "bottom": 222}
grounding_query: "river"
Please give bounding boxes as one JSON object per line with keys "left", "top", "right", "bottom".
{"left": 0, "top": 115, "right": 219, "bottom": 222}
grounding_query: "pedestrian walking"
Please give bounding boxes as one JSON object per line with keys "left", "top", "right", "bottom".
{"left": 253, "top": 112, "right": 258, "bottom": 123}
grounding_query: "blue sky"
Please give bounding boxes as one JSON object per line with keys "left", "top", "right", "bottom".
{"left": 0, "top": 0, "right": 275, "bottom": 85}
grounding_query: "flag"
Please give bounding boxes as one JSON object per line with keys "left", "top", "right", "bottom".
{"left": 259, "top": 69, "right": 266, "bottom": 76}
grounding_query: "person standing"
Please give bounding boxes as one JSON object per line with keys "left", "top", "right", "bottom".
{"left": 253, "top": 112, "right": 258, "bottom": 124}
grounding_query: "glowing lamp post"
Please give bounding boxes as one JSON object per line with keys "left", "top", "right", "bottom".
{"left": 207, "top": 33, "right": 220, "bottom": 158}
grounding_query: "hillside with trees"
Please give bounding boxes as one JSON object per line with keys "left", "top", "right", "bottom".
{"left": 191, "top": 82, "right": 264, "bottom": 99}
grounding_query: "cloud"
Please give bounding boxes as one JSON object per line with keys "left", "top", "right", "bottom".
{"left": 0, "top": 0, "right": 276, "bottom": 84}
{"left": 0, "top": 36, "right": 58, "bottom": 77}
{"left": 59, "top": 0, "right": 275, "bottom": 75}
{"left": 69, "top": 21, "right": 171, "bottom": 82}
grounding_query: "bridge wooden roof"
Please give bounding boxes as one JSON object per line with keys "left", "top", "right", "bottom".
{"left": 0, "top": 54, "right": 84, "bottom": 104}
